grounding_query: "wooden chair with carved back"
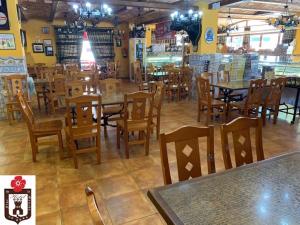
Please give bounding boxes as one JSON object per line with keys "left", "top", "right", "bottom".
{"left": 99, "top": 78, "right": 123, "bottom": 135}
{"left": 65, "top": 95, "right": 102, "bottom": 168}
{"left": 135, "top": 66, "right": 149, "bottom": 91}
{"left": 76, "top": 71, "right": 96, "bottom": 93}
{"left": 17, "top": 92, "right": 64, "bottom": 162}
{"left": 228, "top": 79, "right": 267, "bottom": 118}
{"left": 159, "top": 125, "right": 215, "bottom": 185}
{"left": 46, "top": 74, "right": 66, "bottom": 113}
{"left": 5, "top": 74, "right": 31, "bottom": 125}
{"left": 220, "top": 117, "right": 264, "bottom": 170}
{"left": 106, "top": 62, "right": 117, "bottom": 79}
{"left": 85, "top": 187, "right": 105, "bottom": 225}
{"left": 180, "top": 67, "right": 193, "bottom": 99}
{"left": 117, "top": 92, "right": 154, "bottom": 158}
{"left": 262, "top": 77, "right": 287, "bottom": 125}
{"left": 151, "top": 81, "right": 165, "bottom": 140}
{"left": 197, "top": 76, "right": 226, "bottom": 125}
{"left": 165, "top": 68, "right": 180, "bottom": 102}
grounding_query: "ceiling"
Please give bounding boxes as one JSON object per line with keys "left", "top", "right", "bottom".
{"left": 18, "top": 0, "right": 300, "bottom": 25}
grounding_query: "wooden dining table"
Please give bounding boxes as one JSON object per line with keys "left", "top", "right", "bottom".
{"left": 148, "top": 152, "right": 300, "bottom": 225}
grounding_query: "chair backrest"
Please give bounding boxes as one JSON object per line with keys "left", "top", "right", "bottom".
{"left": 85, "top": 187, "right": 105, "bottom": 225}
{"left": 153, "top": 82, "right": 165, "bottom": 110}
{"left": 181, "top": 67, "right": 193, "bottom": 86}
{"left": 65, "top": 81, "right": 84, "bottom": 97}
{"left": 17, "top": 92, "right": 35, "bottom": 130}
{"left": 217, "top": 71, "right": 230, "bottom": 83}
{"left": 5, "top": 74, "right": 29, "bottom": 101}
{"left": 220, "top": 117, "right": 264, "bottom": 170}
{"left": 265, "top": 77, "right": 287, "bottom": 106}
{"left": 107, "top": 62, "right": 116, "bottom": 78}
{"left": 65, "top": 95, "right": 101, "bottom": 136}
{"left": 67, "top": 70, "right": 80, "bottom": 81}
{"left": 197, "top": 76, "right": 211, "bottom": 105}
{"left": 245, "top": 79, "right": 267, "bottom": 107}
{"left": 135, "top": 66, "right": 143, "bottom": 85}
{"left": 201, "top": 72, "right": 213, "bottom": 83}
{"left": 53, "top": 75, "right": 66, "bottom": 96}
{"left": 167, "top": 69, "right": 180, "bottom": 86}
{"left": 160, "top": 126, "right": 215, "bottom": 185}
{"left": 99, "top": 78, "right": 120, "bottom": 95}
{"left": 123, "top": 92, "right": 154, "bottom": 127}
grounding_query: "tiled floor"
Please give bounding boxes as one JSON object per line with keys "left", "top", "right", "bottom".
{"left": 0, "top": 85, "right": 300, "bottom": 225}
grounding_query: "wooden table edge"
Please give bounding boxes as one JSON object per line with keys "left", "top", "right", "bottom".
{"left": 147, "top": 151, "right": 300, "bottom": 225}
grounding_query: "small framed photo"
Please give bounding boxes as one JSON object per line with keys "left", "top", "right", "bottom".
{"left": 32, "top": 43, "right": 44, "bottom": 53}
{"left": 43, "top": 39, "right": 52, "bottom": 46}
{"left": 45, "top": 46, "right": 54, "bottom": 56}
{"left": 0, "top": 34, "right": 16, "bottom": 50}
{"left": 41, "top": 27, "right": 49, "bottom": 34}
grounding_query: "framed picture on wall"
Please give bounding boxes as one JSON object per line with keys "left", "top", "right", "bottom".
{"left": 45, "top": 46, "right": 54, "bottom": 56}
{"left": 43, "top": 39, "right": 52, "bottom": 46}
{"left": 0, "top": 34, "right": 16, "bottom": 50}
{"left": 0, "top": 0, "right": 10, "bottom": 30}
{"left": 32, "top": 43, "right": 44, "bottom": 53}
{"left": 41, "top": 27, "right": 49, "bottom": 34}
{"left": 20, "top": 29, "right": 27, "bottom": 47}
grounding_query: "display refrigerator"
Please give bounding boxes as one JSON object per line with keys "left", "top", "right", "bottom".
{"left": 129, "top": 38, "right": 146, "bottom": 81}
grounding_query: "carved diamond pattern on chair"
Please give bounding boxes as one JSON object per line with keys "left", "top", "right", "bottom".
{"left": 131, "top": 99, "right": 146, "bottom": 120}
{"left": 182, "top": 145, "right": 193, "bottom": 157}
{"left": 232, "top": 129, "right": 253, "bottom": 167}
{"left": 76, "top": 103, "right": 93, "bottom": 127}
{"left": 175, "top": 139, "right": 202, "bottom": 181}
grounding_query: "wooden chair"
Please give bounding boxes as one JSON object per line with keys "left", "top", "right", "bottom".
{"left": 17, "top": 92, "right": 63, "bottom": 161}
{"left": 65, "top": 80, "right": 84, "bottom": 97}
{"left": 220, "top": 117, "right": 264, "bottom": 170}
{"left": 135, "top": 66, "right": 150, "bottom": 91}
{"left": 180, "top": 67, "right": 193, "bottom": 99}
{"left": 85, "top": 187, "right": 107, "bottom": 225}
{"left": 151, "top": 82, "right": 165, "bottom": 140}
{"left": 165, "top": 68, "right": 180, "bottom": 102}
{"left": 46, "top": 74, "right": 66, "bottom": 113}
{"left": 65, "top": 95, "right": 102, "bottom": 169}
{"left": 197, "top": 76, "right": 226, "bottom": 125}
{"left": 99, "top": 78, "right": 123, "bottom": 135}
{"left": 262, "top": 77, "right": 287, "bottom": 125}
{"left": 117, "top": 92, "right": 154, "bottom": 158}
{"left": 159, "top": 125, "right": 215, "bottom": 185}
{"left": 106, "top": 62, "right": 117, "bottom": 79}
{"left": 5, "top": 74, "right": 30, "bottom": 125}
{"left": 228, "top": 79, "right": 267, "bottom": 118}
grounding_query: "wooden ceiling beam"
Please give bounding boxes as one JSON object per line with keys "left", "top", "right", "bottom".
{"left": 209, "top": 0, "right": 250, "bottom": 9}
{"left": 59, "top": 0, "right": 196, "bottom": 10}
{"left": 48, "top": 0, "right": 58, "bottom": 22}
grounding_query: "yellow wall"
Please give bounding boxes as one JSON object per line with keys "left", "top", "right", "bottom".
{"left": 21, "top": 19, "right": 129, "bottom": 77}
{"left": 146, "top": 24, "right": 155, "bottom": 47}
{"left": 0, "top": 0, "right": 24, "bottom": 58}
{"left": 293, "top": 28, "right": 300, "bottom": 62}
{"left": 197, "top": 3, "right": 218, "bottom": 54}
{"left": 22, "top": 19, "right": 57, "bottom": 66}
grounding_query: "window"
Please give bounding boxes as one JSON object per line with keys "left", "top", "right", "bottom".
{"left": 261, "top": 34, "right": 279, "bottom": 50}
{"left": 250, "top": 35, "right": 260, "bottom": 50}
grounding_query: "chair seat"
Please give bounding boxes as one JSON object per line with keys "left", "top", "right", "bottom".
{"left": 117, "top": 120, "right": 148, "bottom": 131}
{"left": 65, "top": 126, "right": 98, "bottom": 139}
{"left": 34, "top": 119, "right": 63, "bottom": 133}
{"left": 103, "top": 105, "right": 123, "bottom": 115}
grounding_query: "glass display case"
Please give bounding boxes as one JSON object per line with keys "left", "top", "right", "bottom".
{"left": 146, "top": 53, "right": 182, "bottom": 68}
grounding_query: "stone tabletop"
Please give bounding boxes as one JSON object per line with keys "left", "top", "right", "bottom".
{"left": 148, "top": 152, "right": 300, "bottom": 225}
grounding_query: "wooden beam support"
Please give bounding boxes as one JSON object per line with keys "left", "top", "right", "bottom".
{"left": 49, "top": 0, "right": 58, "bottom": 22}
{"left": 209, "top": 0, "right": 250, "bottom": 9}
{"left": 59, "top": 0, "right": 197, "bottom": 10}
